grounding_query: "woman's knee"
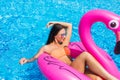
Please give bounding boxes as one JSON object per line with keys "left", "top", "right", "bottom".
{"left": 79, "top": 51, "right": 92, "bottom": 58}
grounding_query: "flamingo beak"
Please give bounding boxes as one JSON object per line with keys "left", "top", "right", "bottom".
{"left": 114, "top": 31, "right": 120, "bottom": 54}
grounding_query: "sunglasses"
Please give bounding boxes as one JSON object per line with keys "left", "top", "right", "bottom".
{"left": 61, "top": 33, "right": 66, "bottom": 37}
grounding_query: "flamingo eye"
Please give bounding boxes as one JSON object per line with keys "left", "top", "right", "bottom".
{"left": 109, "top": 20, "right": 119, "bottom": 29}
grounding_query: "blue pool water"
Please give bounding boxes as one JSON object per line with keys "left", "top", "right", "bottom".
{"left": 0, "top": 0, "right": 120, "bottom": 80}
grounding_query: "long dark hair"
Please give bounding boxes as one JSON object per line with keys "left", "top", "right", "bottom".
{"left": 46, "top": 24, "right": 66, "bottom": 45}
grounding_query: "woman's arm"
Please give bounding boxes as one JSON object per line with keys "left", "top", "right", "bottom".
{"left": 19, "top": 46, "right": 45, "bottom": 65}
{"left": 47, "top": 21, "right": 72, "bottom": 46}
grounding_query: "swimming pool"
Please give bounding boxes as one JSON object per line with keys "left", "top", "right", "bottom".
{"left": 0, "top": 0, "right": 120, "bottom": 80}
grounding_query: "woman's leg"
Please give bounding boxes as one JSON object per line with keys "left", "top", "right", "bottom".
{"left": 70, "top": 52, "right": 118, "bottom": 80}
{"left": 85, "top": 68, "right": 103, "bottom": 80}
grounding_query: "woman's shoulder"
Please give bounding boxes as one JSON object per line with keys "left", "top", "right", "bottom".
{"left": 42, "top": 45, "right": 52, "bottom": 54}
{"left": 43, "top": 45, "right": 49, "bottom": 49}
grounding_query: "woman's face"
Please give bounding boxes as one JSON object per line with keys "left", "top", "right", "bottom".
{"left": 55, "top": 28, "right": 66, "bottom": 44}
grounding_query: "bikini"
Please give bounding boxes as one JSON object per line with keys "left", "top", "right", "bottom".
{"left": 64, "top": 46, "right": 73, "bottom": 61}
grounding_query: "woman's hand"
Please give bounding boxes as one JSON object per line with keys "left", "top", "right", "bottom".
{"left": 46, "top": 22, "right": 55, "bottom": 28}
{"left": 19, "top": 58, "right": 28, "bottom": 65}
{"left": 46, "top": 21, "right": 72, "bottom": 28}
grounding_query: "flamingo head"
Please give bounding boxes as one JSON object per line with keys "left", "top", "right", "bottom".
{"left": 107, "top": 18, "right": 120, "bottom": 54}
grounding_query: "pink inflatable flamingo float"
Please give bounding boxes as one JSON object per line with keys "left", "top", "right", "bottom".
{"left": 37, "top": 9, "right": 120, "bottom": 80}
{"left": 79, "top": 9, "right": 120, "bottom": 79}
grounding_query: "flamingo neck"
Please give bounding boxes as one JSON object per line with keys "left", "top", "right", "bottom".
{"left": 79, "top": 10, "right": 119, "bottom": 55}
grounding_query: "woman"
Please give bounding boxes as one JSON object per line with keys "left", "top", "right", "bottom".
{"left": 19, "top": 21, "right": 118, "bottom": 80}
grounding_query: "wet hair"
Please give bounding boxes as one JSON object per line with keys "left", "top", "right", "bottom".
{"left": 46, "top": 24, "right": 66, "bottom": 45}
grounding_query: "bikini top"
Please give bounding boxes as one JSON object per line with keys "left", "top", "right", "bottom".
{"left": 64, "top": 46, "right": 71, "bottom": 56}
